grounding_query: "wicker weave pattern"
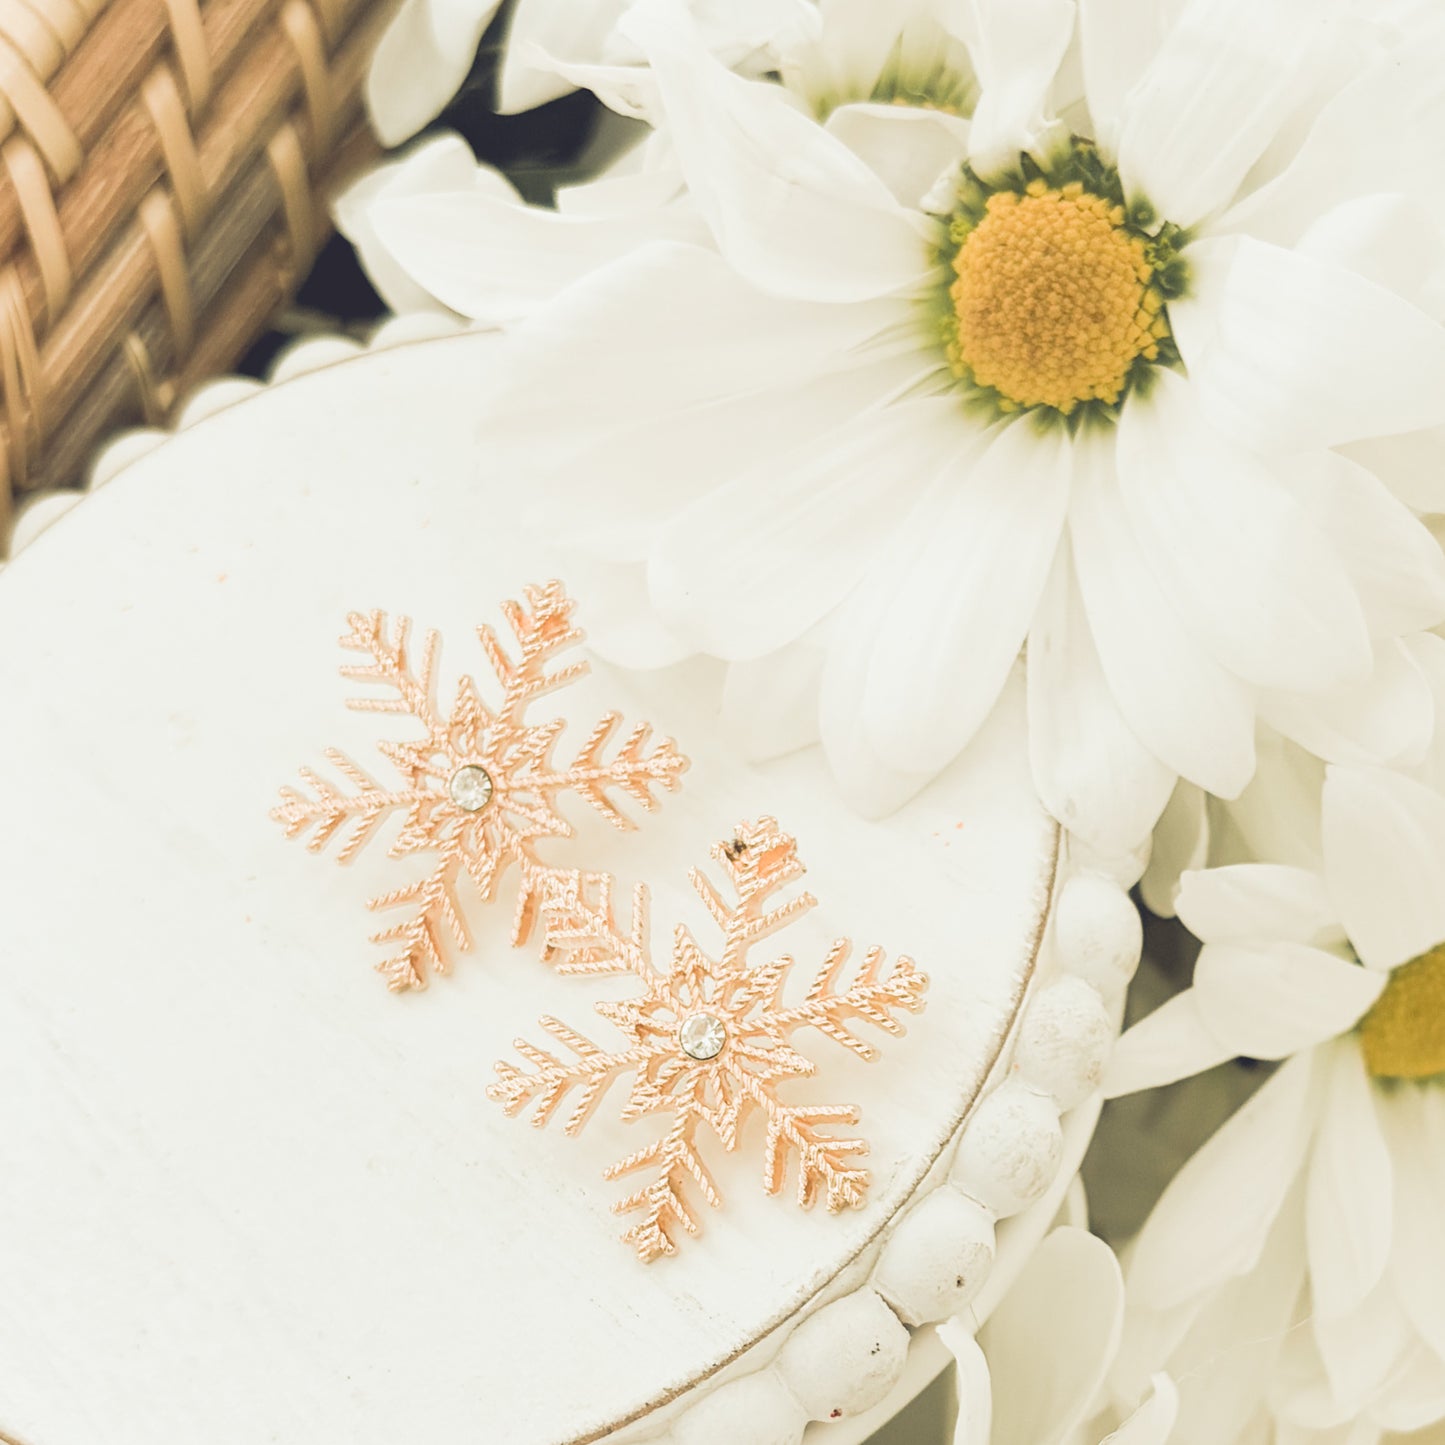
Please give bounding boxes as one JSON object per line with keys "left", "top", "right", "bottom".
{"left": 0, "top": 0, "right": 391, "bottom": 526}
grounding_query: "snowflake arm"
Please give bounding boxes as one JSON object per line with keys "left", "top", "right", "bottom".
{"left": 491, "top": 817, "right": 930, "bottom": 1261}
{"left": 340, "top": 610, "right": 447, "bottom": 736}
{"left": 273, "top": 581, "right": 689, "bottom": 989}
{"left": 271, "top": 749, "right": 430, "bottom": 862}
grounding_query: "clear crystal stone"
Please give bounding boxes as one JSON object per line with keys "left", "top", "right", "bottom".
{"left": 448, "top": 764, "right": 494, "bottom": 813}
{"left": 678, "top": 1011, "right": 727, "bottom": 1061}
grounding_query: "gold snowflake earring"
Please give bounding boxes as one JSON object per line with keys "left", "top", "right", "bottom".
{"left": 489, "top": 817, "right": 929, "bottom": 1262}
{"left": 272, "top": 580, "right": 689, "bottom": 991}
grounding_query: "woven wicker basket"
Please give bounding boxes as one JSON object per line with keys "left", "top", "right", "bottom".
{"left": 0, "top": 0, "right": 393, "bottom": 529}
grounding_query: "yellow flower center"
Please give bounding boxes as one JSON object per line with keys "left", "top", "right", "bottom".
{"left": 1360, "top": 941, "right": 1445, "bottom": 1080}
{"left": 946, "top": 180, "right": 1171, "bottom": 416}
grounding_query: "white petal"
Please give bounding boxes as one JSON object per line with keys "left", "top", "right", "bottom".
{"left": 332, "top": 134, "right": 494, "bottom": 316}
{"left": 1175, "top": 864, "right": 1337, "bottom": 948}
{"left": 365, "top": 0, "right": 500, "bottom": 144}
{"left": 1409, "top": 631, "right": 1445, "bottom": 792}
{"left": 552, "top": 554, "right": 692, "bottom": 670}
{"left": 1221, "top": 34, "right": 1445, "bottom": 248}
{"left": 1076, "top": 0, "right": 1173, "bottom": 156}
{"left": 1306, "top": 1040, "right": 1393, "bottom": 1321}
{"left": 960, "top": 0, "right": 1074, "bottom": 179}
{"left": 1100, "top": 1376, "right": 1180, "bottom": 1445}
{"left": 487, "top": 241, "right": 898, "bottom": 451}
{"left": 1193, "top": 941, "right": 1383, "bottom": 1059}
{"left": 1296, "top": 193, "right": 1444, "bottom": 312}
{"left": 370, "top": 189, "right": 704, "bottom": 322}
{"left": 1170, "top": 236, "right": 1445, "bottom": 453}
{"left": 1027, "top": 543, "right": 1176, "bottom": 855}
{"left": 939, "top": 1321, "right": 993, "bottom": 1445}
{"left": 636, "top": 14, "right": 933, "bottom": 301}
{"left": 648, "top": 395, "right": 954, "bottom": 661}
{"left": 1116, "top": 369, "right": 1372, "bottom": 693}
{"left": 820, "top": 546, "right": 943, "bottom": 817}
{"left": 1372, "top": 1345, "right": 1445, "bottom": 1435}
{"left": 1385, "top": 1086, "right": 1445, "bottom": 1364}
{"left": 1322, "top": 764, "right": 1445, "bottom": 970}
{"left": 1068, "top": 429, "right": 1255, "bottom": 796}
{"left": 1115, "top": 0, "right": 1345, "bottom": 227}
{"left": 1103, "top": 989, "right": 1235, "bottom": 1097}
{"left": 1273, "top": 449, "right": 1445, "bottom": 640}
{"left": 1214, "top": 731, "right": 1326, "bottom": 873}
{"left": 1138, "top": 781, "right": 1209, "bottom": 919}
{"left": 537, "top": 361, "right": 914, "bottom": 564}
{"left": 981, "top": 1228, "right": 1126, "bottom": 1445}
{"left": 1340, "top": 424, "right": 1445, "bottom": 515}
{"left": 496, "top": 0, "right": 617, "bottom": 113}
{"left": 825, "top": 102, "right": 971, "bottom": 209}
{"left": 864, "top": 421, "right": 1071, "bottom": 774}
{"left": 1260, "top": 639, "right": 1435, "bottom": 770}
{"left": 1128, "top": 1053, "right": 1317, "bottom": 1311}
{"left": 720, "top": 639, "right": 825, "bottom": 761}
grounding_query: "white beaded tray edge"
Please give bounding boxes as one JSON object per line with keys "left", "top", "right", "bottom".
{"left": 4, "top": 320, "right": 1144, "bottom": 1445}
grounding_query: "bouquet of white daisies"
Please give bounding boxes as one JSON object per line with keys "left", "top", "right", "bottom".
{"left": 344, "top": 2, "right": 1445, "bottom": 1439}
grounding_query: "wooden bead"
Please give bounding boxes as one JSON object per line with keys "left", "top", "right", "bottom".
{"left": 872, "top": 1185, "right": 996, "bottom": 1326}
{"left": 1013, "top": 976, "right": 1114, "bottom": 1109}
{"left": 775, "top": 1289, "right": 909, "bottom": 1422}
{"left": 950, "top": 1080, "right": 1063, "bottom": 1217}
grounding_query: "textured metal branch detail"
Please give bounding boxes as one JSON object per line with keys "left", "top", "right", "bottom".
{"left": 489, "top": 817, "right": 930, "bottom": 1262}
{"left": 272, "top": 580, "right": 690, "bottom": 991}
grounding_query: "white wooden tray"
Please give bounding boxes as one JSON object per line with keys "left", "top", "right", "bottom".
{"left": 0, "top": 331, "right": 1140, "bottom": 1445}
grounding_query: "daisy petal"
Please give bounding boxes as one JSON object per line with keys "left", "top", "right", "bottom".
{"left": 1260, "top": 639, "right": 1434, "bottom": 770}
{"left": 1220, "top": 36, "right": 1445, "bottom": 248}
{"left": 960, "top": 0, "right": 1074, "bottom": 179}
{"left": 550, "top": 555, "right": 692, "bottom": 670}
{"left": 825, "top": 103, "right": 971, "bottom": 209}
{"left": 1306, "top": 1041, "right": 1392, "bottom": 1322}
{"left": 1076, "top": 0, "right": 1173, "bottom": 156}
{"left": 1322, "top": 764, "right": 1445, "bottom": 971}
{"left": 1103, "top": 1375, "right": 1180, "bottom": 1445}
{"left": 370, "top": 189, "right": 703, "bottom": 322}
{"left": 721, "top": 641, "right": 825, "bottom": 761}
{"left": 938, "top": 1322, "right": 993, "bottom": 1445}
{"left": 1128, "top": 1053, "right": 1318, "bottom": 1311}
{"left": 637, "top": 13, "right": 931, "bottom": 301}
{"left": 1386, "top": 1087, "right": 1445, "bottom": 1365}
{"left": 539, "top": 361, "right": 915, "bottom": 564}
{"left": 1116, "top": 369, "right": 1372, "bottom": 692}
{"left": 1068, "top": 430, "right": 1255, "bottom": 796}
{"left": 1026, "top": 544, "right": 1175, "bottom": 855}
{"left": 1193, "top": 941, "right": 1383, "bottom": 1060}
{"left": 820, "top": 568, "right": 940, "bottom": 818}
{"left": 1295, "top": 193, "right": 1442, "bottom": 311}
{"left": 488, "top": 241, "right": 898, "bottom": 448}
{"left": 1275, "top": 450, "right": 1445, "bottom": 639}
{"left": 365, "top": 0, "right": 500, "bottom": 144}
{"left": 981, "top": 1228, "right": 1125, "bottom": 1445}
{"left": 864, "top": 421, "right": 1071, "bottom": 774}
{"left": 649, "top": 395, "right": 955, "bottom": 661}
{"left": 1114, "top": 0, "right": 1345, "bottom": 228}
{"left": 1341, "top": 424, "right": 1445, "bottom": 515}
{"left": 1104, "top": 990, "right": 1235, "bottom": 1098}
{"left": 1138, "top": 781, "right": 1208, "bottom": 919}
{"left": 1170, "top": 236, "right": 1445, "bottom": 453}
{"left": 332, "top": 135, "right": 496, "bottom": 315}
{"left": 496, "top": 0, "right": 617, "bottom": 113}
{"left": 1175, "top": 864, "right": 1337, "bottom": 948}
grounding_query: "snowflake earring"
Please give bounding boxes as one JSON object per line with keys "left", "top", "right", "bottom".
{"left": 272, "top": 580, "right": 689, "bottom": 991}
{"left": 489, "top": 816, "right": 929, "bottom": 1262}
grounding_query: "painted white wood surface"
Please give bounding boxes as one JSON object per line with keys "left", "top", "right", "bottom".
{"left": 0, "top": 333, "right": 1057, "bottom": 1445}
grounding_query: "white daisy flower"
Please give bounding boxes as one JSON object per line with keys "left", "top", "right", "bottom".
{"left": 942, "top": 1226, "right": 1180, "bottom": 1444}
{"left": 397, "top": 0, "right": 1445, "bottom": 853}
{"left": 1105, "top": 765, "right": 1445, "bottom": 1439}
{"left": 364, "top": 0, "right": 812, "bottom": 144}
